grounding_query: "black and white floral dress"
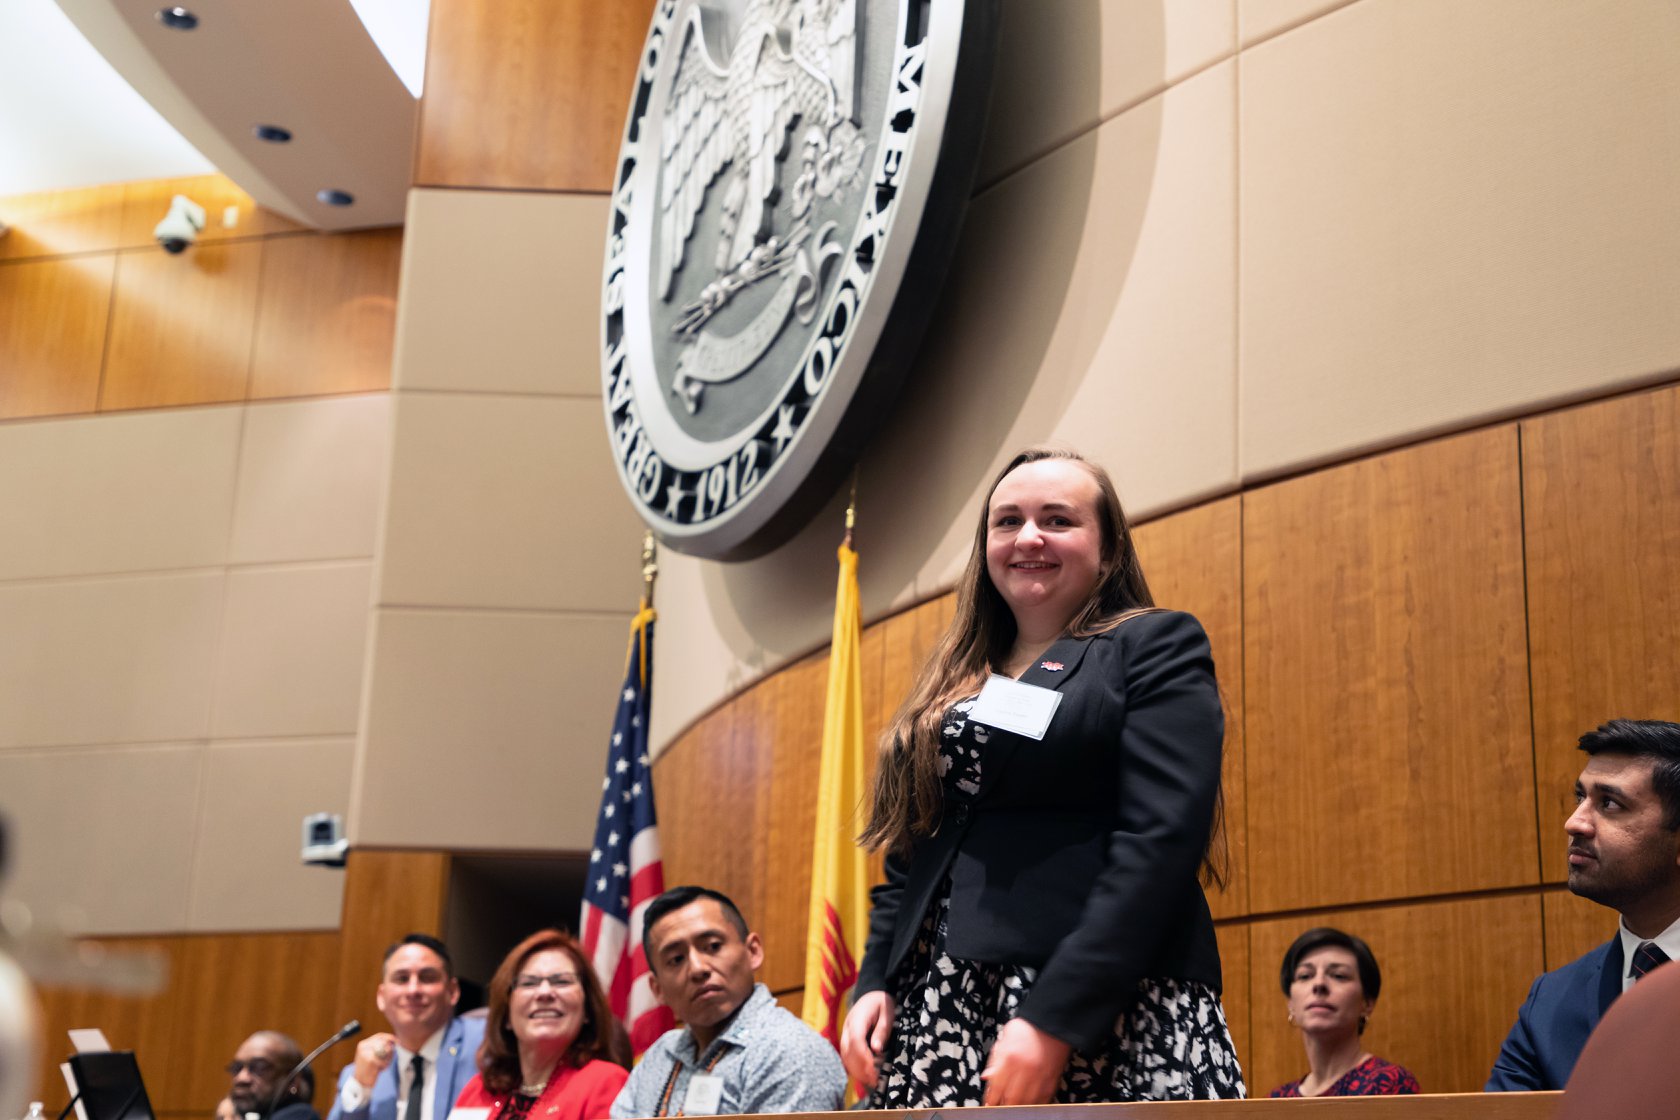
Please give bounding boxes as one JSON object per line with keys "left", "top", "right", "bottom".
{"left": 873, "top": 697, "right": 1246, "bottom": 1107}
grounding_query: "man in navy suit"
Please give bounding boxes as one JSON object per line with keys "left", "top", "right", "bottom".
{"left": 1487, "top": 720, "right": 1680, "bottom": 1091}
{"left": 327, "top": 935, "right": 485, "bottom": 1120}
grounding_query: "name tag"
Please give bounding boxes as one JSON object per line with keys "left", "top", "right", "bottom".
{"left": 683, "top": 1074, "right": 724, "bottom": 1116}
{"left": 969, "top": 675, "right": 1062, "bottom": 740}
{"left": 447, "top": 1108, "right": 489, "bottom": 1120}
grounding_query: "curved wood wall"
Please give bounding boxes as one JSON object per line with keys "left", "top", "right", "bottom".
{"left": 652, "top": 379, "right": 1680, "bottom": 1096}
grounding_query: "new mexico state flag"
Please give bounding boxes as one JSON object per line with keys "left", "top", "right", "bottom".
{"left": 802, "top": 541, "right": 870, "bottom": 1054}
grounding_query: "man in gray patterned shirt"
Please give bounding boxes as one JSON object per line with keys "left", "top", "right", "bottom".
{"left": 611, "top": 886, "right": 844, "bottom": 1118}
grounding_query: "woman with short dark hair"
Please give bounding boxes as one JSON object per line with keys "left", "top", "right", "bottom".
{"left": 1270, "top": 927, "right": 1419, "bottom": 1097}
{"left": 452, "top": 930, "right": 627, "bottom": 1120}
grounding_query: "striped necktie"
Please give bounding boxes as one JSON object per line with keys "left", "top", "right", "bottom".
{"left": 1630, "top": 941, "right": 1670, "bottom": 982}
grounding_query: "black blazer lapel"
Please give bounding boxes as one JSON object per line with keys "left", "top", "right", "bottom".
{"left": 978, "top": 635, "right": 1094, "bottom": 799}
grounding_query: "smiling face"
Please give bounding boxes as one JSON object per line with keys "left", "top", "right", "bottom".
{"left": 376, "top": 943, "right": 459, "bottom": 1048}
{"left": 1286, "top": 946, "right": 1372, "bottom": 1041}
{"left": 984, "top": 459, "right": 1106, "bottom": 634}
{"left": 508, "top": 947, "right": 587, "bottom": 1053}
{"left": 646, "top": 898, "right": 763, "bottom": 1043}
{"left": 1567, "top": 754, "right": 1680, "bottom": 917}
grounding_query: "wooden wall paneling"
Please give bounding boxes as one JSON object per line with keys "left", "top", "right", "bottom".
{"left": 1213, "top": 921, "right": 1251, "bottom": 1085}
{"left": 773, "top": 988, "right": 803, "bottom": 1018}
{"left": 416, "top": 0, "right": 658, "bottom": 191}
{"left": 0, "top": 183, "right": 126, "bottom": 261}
{"left": 31, "top": 936, "right": 185, "bottom": 1108}
{"left": 100, "top": 243, "right": 263, "bottom": 411}
{"left": 117, "top": 176, "right": 304, "bottom": 251}
{"left": 1521, "top": 385, "right": 1680, "bottom": 883}
{"left": 1134, "top": 496, "right": 1248, "bottom": 918}
{"left": 164, "top": 932, "right": 342, "bottom": 1116}
{"left": 858, "top": 613, "right": 890, "bottom": 762}
{"left": 0, "top": 255, "right": 115, "bottom": 419}
{"left": 249, "top": 230, "right": 402, "bottom": 400}
{"left": 331, "top": 851, "right": 451, "bottom": 1049}
{"left": 1540, "top": 886, "right": 1619, "bottom": 973}
{"left": 1247, "top": 893, "right": 1543, "bottom": 1096}
{"left": 759, "top": 653, "right": 830, "bottom": 992}
{"left": 1243, "top": 427, "right": 1537, "bottom": 914}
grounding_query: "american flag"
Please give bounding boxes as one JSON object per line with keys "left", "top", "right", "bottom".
{"left": 579, "top": 604, "right": 675, "bottom": 1058}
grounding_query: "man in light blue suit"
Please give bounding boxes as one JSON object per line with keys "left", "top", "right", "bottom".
{"left": 1488, "top": 720, "right": 1680, "bottom": 1091}
{"left": 327, "top": 935, "right": 485, "bottom": 1120}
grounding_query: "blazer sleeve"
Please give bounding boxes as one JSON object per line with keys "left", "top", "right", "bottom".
{"left": 1016, "top": 610, "right": 1225, "bottom": 1049}
{"left": 1485, "top": 976, "right": 1548, "bottom": 1091}
{"left": 854, "top": 844, "right": 911, "bottom": 997}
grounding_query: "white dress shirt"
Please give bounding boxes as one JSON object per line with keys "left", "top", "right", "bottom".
{"left": 1616, "top": 912, "right": 1680, "bottom": 991}
{"left": 338, "top": 1029, "right": 446, "bottom": 1120}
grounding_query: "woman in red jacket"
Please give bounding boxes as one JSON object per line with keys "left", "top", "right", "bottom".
{"left": 453, "top": 930, "right": 627, "bottom": 1120}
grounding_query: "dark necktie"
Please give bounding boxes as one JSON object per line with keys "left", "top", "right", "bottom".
{"left": 1630, "top": 941, "right": 1670, "bottom": 982}
{"left": 405, "top": 1056, "right": 426, "bottom": 1120}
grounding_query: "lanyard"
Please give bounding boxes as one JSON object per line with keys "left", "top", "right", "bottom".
{"left": 653, "top": 1048, "right": 728, "bottom": 1117}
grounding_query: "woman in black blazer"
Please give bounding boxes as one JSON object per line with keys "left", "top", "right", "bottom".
{"left": 839, "top": 447, "right": 1243, "bottom": 1106}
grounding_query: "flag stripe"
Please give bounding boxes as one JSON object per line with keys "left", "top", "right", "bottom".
{"left": 580, "top": 605, "right": 675, "bottom": 1059}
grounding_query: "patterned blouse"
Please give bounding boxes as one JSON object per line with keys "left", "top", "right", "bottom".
{"left": 1270, "top": 1055, "right": 1420, "bottom": 1097}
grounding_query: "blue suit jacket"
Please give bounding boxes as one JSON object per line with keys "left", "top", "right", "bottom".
{"left": 327, "top": 1017, "right": 485, "bottom": 1120}
{"left": 1486, "top": 937, "right": 1623, "bottom": 1091}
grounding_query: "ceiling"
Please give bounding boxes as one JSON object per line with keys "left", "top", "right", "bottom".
{"left": 1, "top": 0, "right": 428, "bottom": 229}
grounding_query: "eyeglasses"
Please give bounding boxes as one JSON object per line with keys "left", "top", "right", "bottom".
{"left": 226, "top": 1059, "right": 278, "bottom": 1078}
{"left": 514, "top": 973, "right": 579, "bottom": 991}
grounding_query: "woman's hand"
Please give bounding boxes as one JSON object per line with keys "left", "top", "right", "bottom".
{"left": 839, "top": 990, "right": 897, "bottom": 1089}
{"left": 981, "top": 1018, "right": 1072, "bottom": 1105}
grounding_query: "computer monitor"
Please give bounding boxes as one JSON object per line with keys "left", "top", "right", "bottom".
{"left": 66, "top": 1052, "right": 155, "bottom": 1120}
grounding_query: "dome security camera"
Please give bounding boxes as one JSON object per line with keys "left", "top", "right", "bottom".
{"left": 153, "top": 194, "right": 206, "bottom": 254}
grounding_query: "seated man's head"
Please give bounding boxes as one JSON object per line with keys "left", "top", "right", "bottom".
{"left": 377, "top": 933, "right": 460, "bottom": 1048}
{"left": 1567, "top": 719, "right": 1680, "bottom": 930}
{"left": 227, "top": 1032, "right": 309, "bottom": 1119}
{"left": 642, "top": 886, "right": 763, "bottom": 1047}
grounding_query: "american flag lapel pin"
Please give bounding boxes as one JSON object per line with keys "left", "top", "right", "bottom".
{"left": 1040, "top": 660, "right": 1064, "bottom": 671}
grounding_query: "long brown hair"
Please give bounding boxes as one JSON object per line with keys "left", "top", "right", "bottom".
{"left": 478, "top": 930, "right": 623, "bottom": 1092}
{"left": 857, "top": 448, "right": 1230, "bottom": 885}
{"left": 858, "top": 448, "right": 1154, "bottom": 855}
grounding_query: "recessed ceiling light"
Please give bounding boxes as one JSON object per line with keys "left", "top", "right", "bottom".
{"left": 253, "top": 125, "right": 293, "bottom": 143}
{"left": 316, "top": 189, "right": 355, "bottom": 207}
{"left": 156, "top": 7, "right": 198, "bottom": 30}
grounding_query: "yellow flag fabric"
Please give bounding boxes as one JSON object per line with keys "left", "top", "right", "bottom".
{"left": 802, "top": 542, "right": 870, "bottom": 1057}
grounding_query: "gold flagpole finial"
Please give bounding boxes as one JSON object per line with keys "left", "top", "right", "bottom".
{"left": 844, "top": 471, "right": 858, "bottom": 548}
{"left": 641, "top": 531, "right": 658, "bottom": 602}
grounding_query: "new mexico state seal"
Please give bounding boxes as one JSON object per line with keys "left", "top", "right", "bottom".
{"left": 601, "top": 0, "right": 997, "bottom": 560}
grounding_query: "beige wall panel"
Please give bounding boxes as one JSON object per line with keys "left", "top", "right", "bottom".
{"left": 378, "top": 392, "right": 644, "bottom": 611}
{"left": 101, "top": 243, "right": 263, "bottom": 411}
{"left": 1522, "top": 385, "right": 1680, "bottom": 883}
{"left": 228, "top": 395, "right": 392, "bottom": 565}
{"left": 1244, "top": 427, "right": 1536, "bottom": 913}
{"left": 1237, "top": 0, "right": 1356, "bottom": 47}
{"left": 352, "top": 608, "right": 633, "bottom": 849}
{"left": 651, "top": 64, "right": 1238, "bottom": 750}
{"left": 0, "top": 254, "right": 114, "bottom": 420}
{"left": 210, "top": 563, "right": 374, "bottom": 739}
{"left": 979, "top": 0, "right": 1235, "bottom": 185}
{"left": 1247, "top": 894, "right": 1543, "bottom": 1095}
{"left": 1239, "top": 0, "right": 1680, "bottom": 479}
{"left": 0, "top": 572, "right": 224, "bottom": 749}
{"left": 249, "top": 229, "right": 402, "bottom": 400}
{"left": 0, "top": 405, "right": 241, "bottom": 582}
{"left": 394, "top": 190, "right": 608, "bottom": 397}
{"left": 188, "top": 738, "right": 352, "bottom": 930}
{"left": 0, "top": 745, "right": 201, "bottom": 933}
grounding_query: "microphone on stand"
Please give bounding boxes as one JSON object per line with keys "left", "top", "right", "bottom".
{"left": 267, "top": 1020, "right": 361, "bottom": 1119}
